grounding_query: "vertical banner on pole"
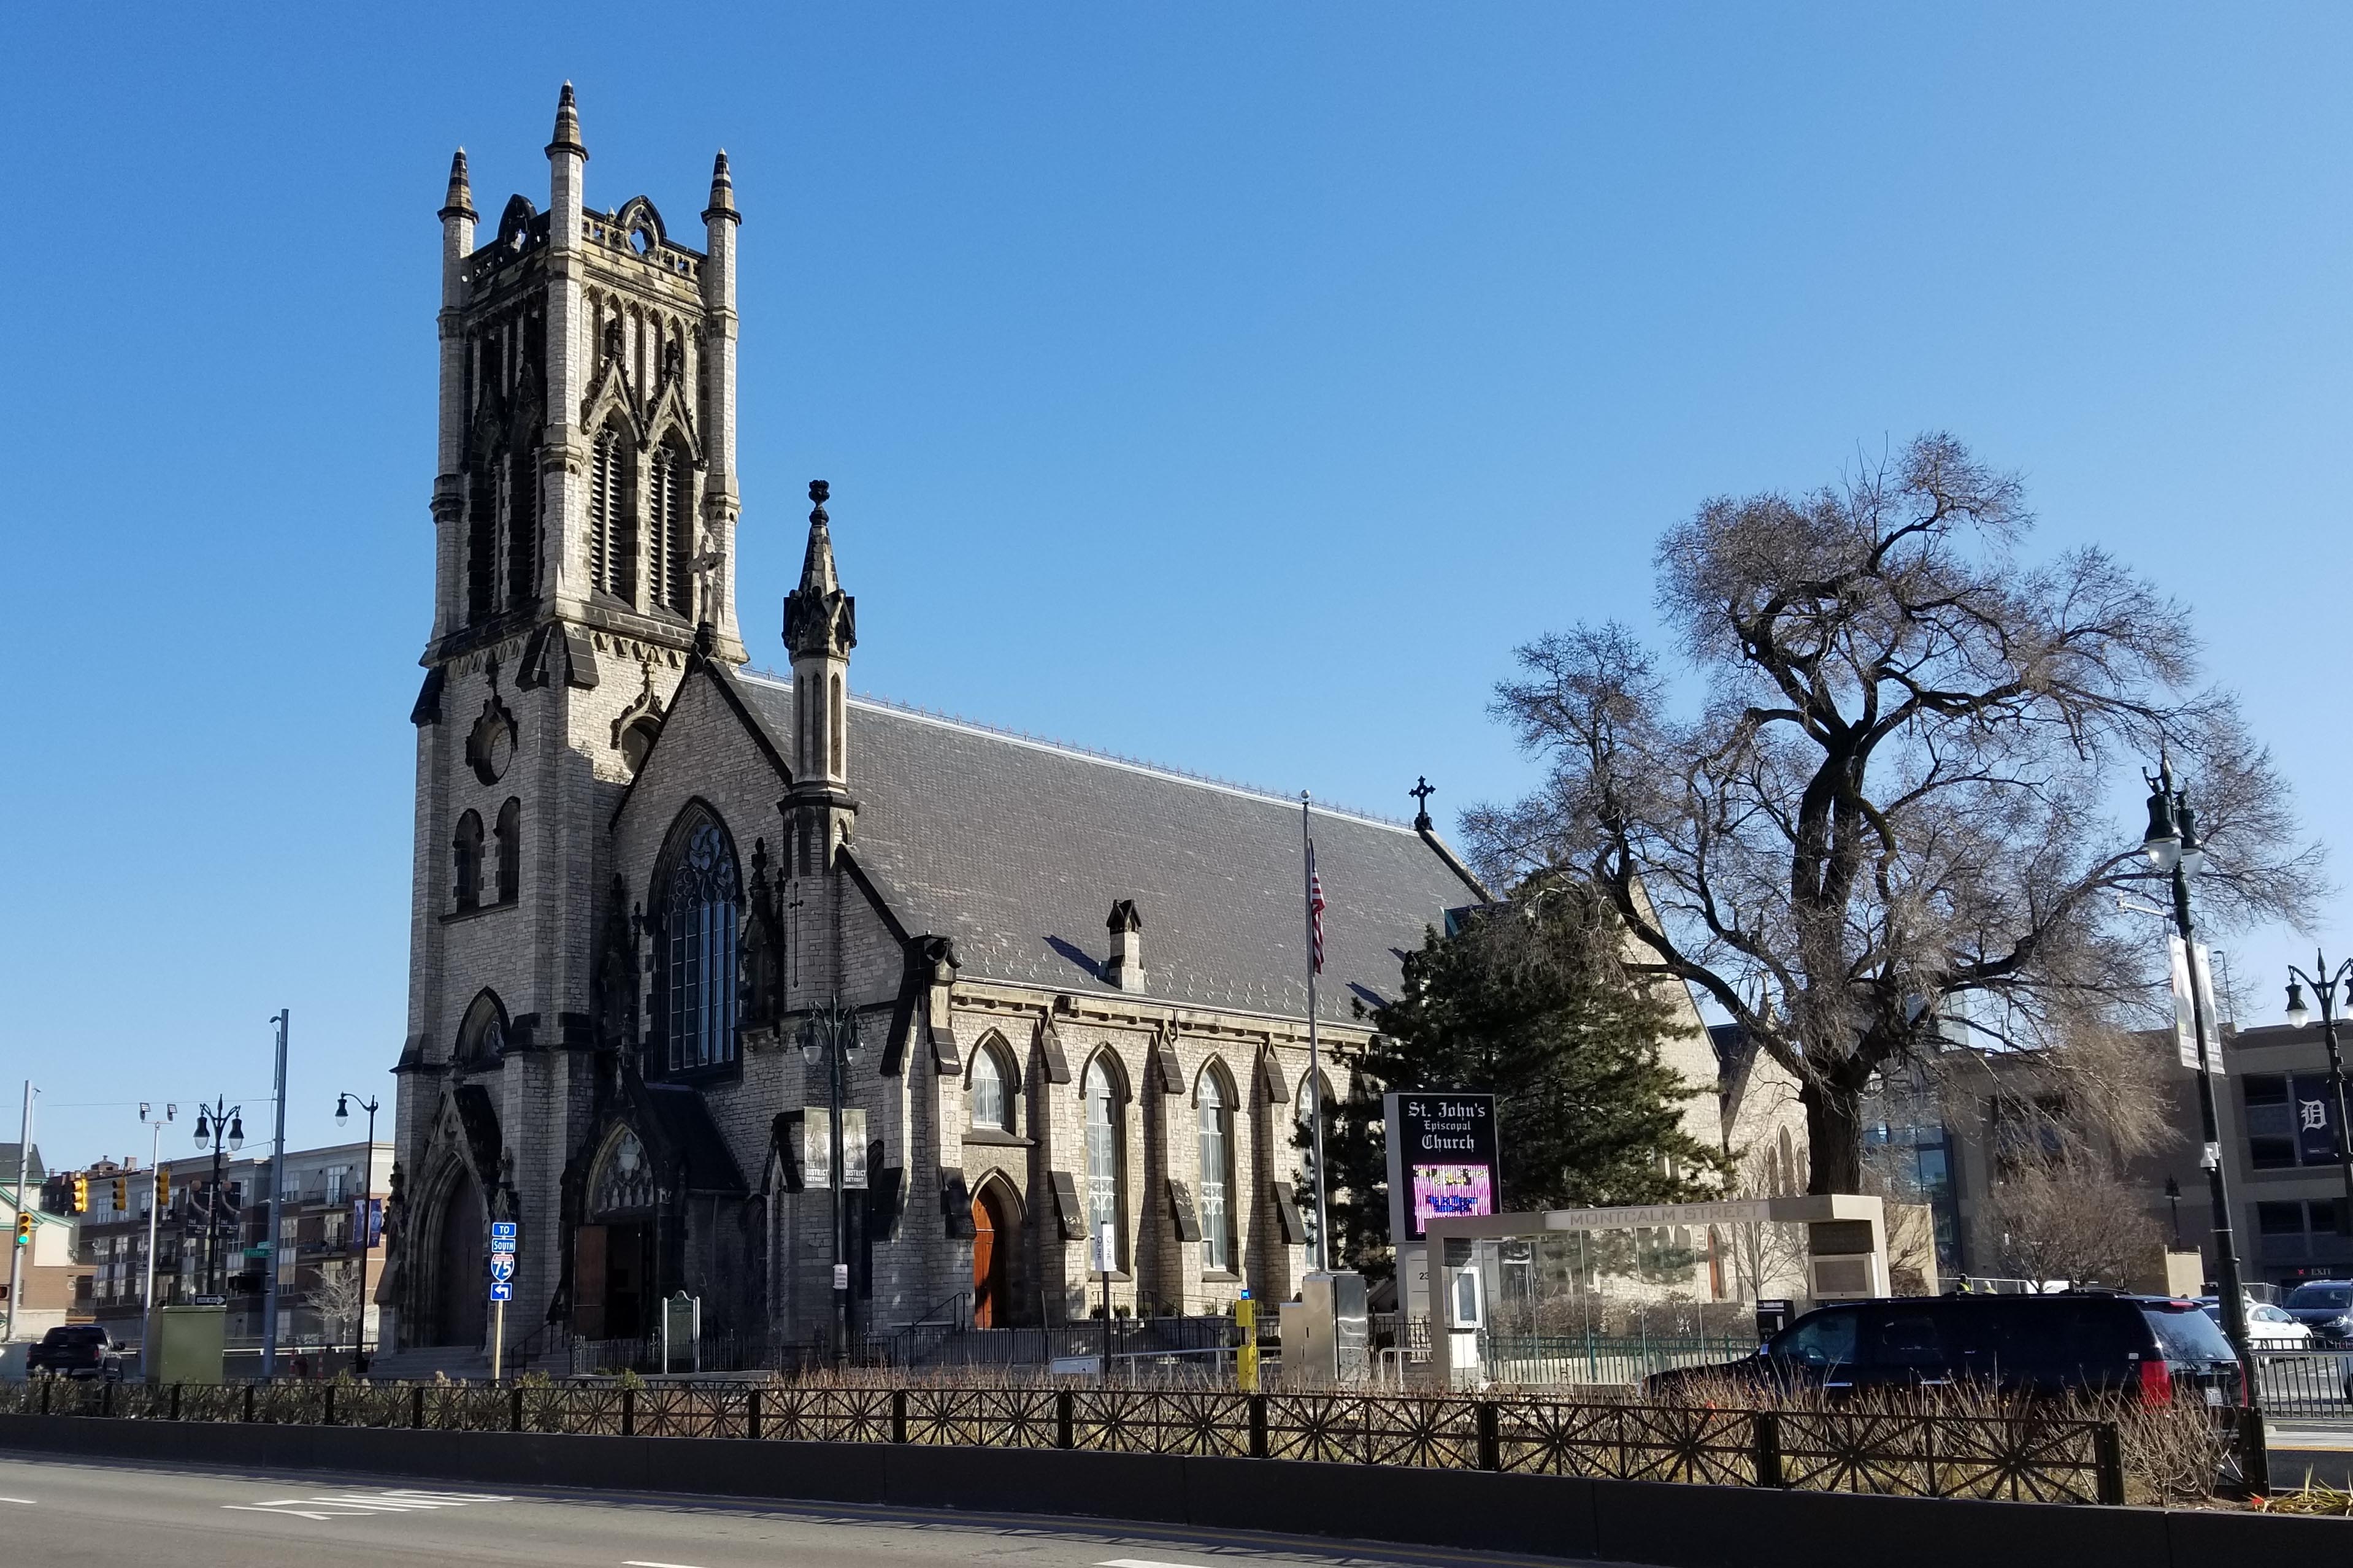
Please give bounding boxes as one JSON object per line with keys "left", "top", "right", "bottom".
{"left": 2171, "top": 938, "right": 2228, "bottom": 1076}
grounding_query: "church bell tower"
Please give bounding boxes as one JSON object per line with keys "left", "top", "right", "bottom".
{"left": 393, "top": 84, "right": 744, "bottom": 1350}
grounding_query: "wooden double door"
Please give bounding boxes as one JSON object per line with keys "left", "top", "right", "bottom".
{"left": 573, "top": 1222, "right": 651, "bottom": 1339}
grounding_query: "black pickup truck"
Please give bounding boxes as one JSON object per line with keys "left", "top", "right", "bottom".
{"left": 27, "top": 1324, "right": 126, "bottom": 1381}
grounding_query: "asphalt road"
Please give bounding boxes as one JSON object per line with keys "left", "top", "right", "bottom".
{"left": 0, "top": 1451, "right": 1591, "bottom": 1568}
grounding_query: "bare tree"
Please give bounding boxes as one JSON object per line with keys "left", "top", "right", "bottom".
{"left": 1466, "top": 435, "right": 2320, "bottom": 1193}
{"left": 1987, "top": 1158, "right": 2163, "bottom": 1289}
{"left": 311, "top": 1261, "right": 366, "bottom": 1355}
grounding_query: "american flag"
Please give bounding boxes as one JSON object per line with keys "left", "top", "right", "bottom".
{"left": 1308, "top": 841, "right": 1326, "bottom": 975}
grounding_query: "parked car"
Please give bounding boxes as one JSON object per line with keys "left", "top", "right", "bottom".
{"left": 2282, "top": 1281, "right": 2353, "bottom": 1347}
{"left": 2197, "top": 1297, "right": 2314, "bottom": 1348}
{"left": 1646, "top": 1293, "right": 2243, "bottom": 1407}
{"left": 26, "top": 1325, "right": 126, "bottom": 1382}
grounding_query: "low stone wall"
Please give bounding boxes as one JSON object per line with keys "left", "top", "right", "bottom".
{"left": 0, "top": 1413, "right": 2341, "bottom": 1567}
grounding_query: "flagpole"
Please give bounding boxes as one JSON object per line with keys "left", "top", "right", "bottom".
{"left": 1302, "top": 792, "right": 1329, "bottom": 1272}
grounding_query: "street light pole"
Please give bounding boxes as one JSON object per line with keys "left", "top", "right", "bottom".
{"left": 137, "top": 1103, "right": 175, "bottom": 1376}
{"left": 2281, "top": 954, "right": 2353, "bottom": 1242}
{"left": 334, "top": 1092, "right": 382, "bottom": 1372}
{"left": 261, "top": 1009, "right": 289, "bottom": 1382}
{"left": 6, "top": 1081, "right": 34, "bottom": 1344}
{"left": 797, "top": 996, "right": 860, "bottom": 1368}
{"left": 2141, "top": 758, "right": 2269, "bottom": 1494}
{"left": 191, "top": 1098, "right": 244, "bottom": 1302}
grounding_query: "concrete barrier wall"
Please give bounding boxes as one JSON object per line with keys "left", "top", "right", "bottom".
{"left": 0, "top": 1413, "right": 2341, "bottom": 1568}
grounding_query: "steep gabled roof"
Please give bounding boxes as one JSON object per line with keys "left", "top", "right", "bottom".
{"left": 729, "top": 671, "right": 1475, "bottom": 1024}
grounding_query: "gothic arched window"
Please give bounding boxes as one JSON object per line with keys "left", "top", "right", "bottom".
{"left": 506, "top": 440, "right": 539, "bottom": 610}
{"left": 649, "top": 439, "right": 693, "bottom": 618}
{"left": 456, "top": 989, "right": 507, "bottom": 1066}
{"left": 1196, "top": 1063, "right": 1235, "bottom": 1274}
{"left": 589, "top": 424, "right": 639, "bottom": 603}
{"left": 466, "top": 459, "right": 497, "bottom": 624}
{"left": 659, "top": 806, "right": 740, "bottom": 1073}
{"left": 1294, "top": 1068, "right": 1330, "bottom": 1263}
{"left": 494, "top": 798, "right": 521, "bottom": 904}
{"left": 588, "top": 1126, "right": 654, "bottom": 1217}
{"left": 969, "top": 1036, "right": 1016, "bottom": 1134}
{"left": 453, "top": 809, "right": 484, "bottom": 911}
{"left": 1083, "top": 1054, "right": 1127, "bottom": 1272}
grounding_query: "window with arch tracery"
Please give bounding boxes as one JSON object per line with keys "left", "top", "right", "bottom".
{"left": 589, "top": 425, "right": 638, "bottom": 603}
{"left": 506, "top": 441, "right": 539, "bottom": 608}
{"left": 662, "top": 809, "right": 739, "bottom": 1073}
{"left": 589, "top": 1127, "right": 654, "bottom": 1216}
{"left": 1197, "top": 1066, "right": 1234, "bottom": 1273}
{"left": 456, "top": 991, "right": 506, "bottom": 1066}
{"left": 1084, "top": 1055, "right": 1125, "bottom": 1271}
{"left": 648, "top": 440, "right": 693, "bottom": 618}
{"left": 969, "top": 1041, "right": 1015, "bottom": 1134}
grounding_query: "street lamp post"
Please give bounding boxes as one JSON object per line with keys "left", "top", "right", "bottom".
{"left": 137, "top": 1103, "right": 175, "bottom": 1377}
{"left": 2281, "top": 955, "right": 2353, "bottom": 1245}
{"left": 334, "top": 1093, "right": 382, "bottom": 1371}
{"left": 2141, "top": 758, "right": 2268, "bottom": 1493}
{"left": 797, "top": 996, "right": 861, "bottom": 1369}
{"left": 190, "top": 1098, "right": 244, "bottom": 1301}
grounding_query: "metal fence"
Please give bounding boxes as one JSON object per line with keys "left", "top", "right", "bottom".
{"left": 567, "top": 1317, "right": 1238, "bottom": 1378}
{"left": 1484, "top": 1333, "right": 1756, "bottom": 1386}
{"left": 0, "top": 1375, "right": 2124, "bottom": 1505}
{"left": 2252, "top": 1351, "right": 2353, "bottom": 1419}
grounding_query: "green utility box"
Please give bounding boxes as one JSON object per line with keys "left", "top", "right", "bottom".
{"left": 151, "top": 1304, "right": 226, "bottom": 1384}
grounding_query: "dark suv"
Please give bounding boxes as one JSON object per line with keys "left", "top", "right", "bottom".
{"left": 2282, "top": 1282, "right": 2353, "bottom": 1347}
{"left": 27, "top": 1325, "right": 126, "bottom": 1382}
{"left": 1647, "top": 1293, "right": 2243, "bottom": 1406}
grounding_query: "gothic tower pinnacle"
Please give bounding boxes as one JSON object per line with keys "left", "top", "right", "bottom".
{"left": 785, "top": 481, "right": 856, "bottom": 874}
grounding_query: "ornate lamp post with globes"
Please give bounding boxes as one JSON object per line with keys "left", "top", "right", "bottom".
{"left": 2281, "top": 957, "right": 2353, "bottom": 1243}
{"left": 2140, "top": 757, "right": 2268, "bottom": 1493}
{"left": 190, "top": 1098, "right": 243, "bottom": 1301}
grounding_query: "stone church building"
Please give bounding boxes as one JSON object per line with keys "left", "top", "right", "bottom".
{"left": 380, "top": 88, "right": 1518, "bottom": 1358}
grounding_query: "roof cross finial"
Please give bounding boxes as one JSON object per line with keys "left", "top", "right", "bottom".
{"left": 1410, "top": 776, "right": 1436, "bottom": 831}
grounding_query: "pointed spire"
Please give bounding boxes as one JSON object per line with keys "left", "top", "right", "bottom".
{"left": 783, "top": 480, "right": 856, "bottom": 660}
{"left": 800, "top": 481, "right": 837, "bottom": 594}
{"left": 702, "top": 150, "right": 739, "bottom": 225}
{"left": 545, "top": 80, "right": 588, "bottom": 162}
{"left": 439, "top": 148, "right": 477, "bottom": 223}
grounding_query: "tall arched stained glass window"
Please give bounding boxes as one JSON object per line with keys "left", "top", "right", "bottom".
{"left": 969, "top": 1040, "right": 1014, "bottom": 1134}
{"left": 661, "top": 808, "right": 739, "bottom": 1073}
{"left": 1084, "top": 1055, "right": 1124, "bottom": 1272}
{"left": 1197, "top": 1066, "right": 1233, "bottom": 1273}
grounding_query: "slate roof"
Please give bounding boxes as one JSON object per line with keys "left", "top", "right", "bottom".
{"left": 733, "top": 672, "right": 1481, "bottom": 1024}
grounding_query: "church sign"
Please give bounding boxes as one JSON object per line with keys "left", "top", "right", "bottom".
{"left": 1383, "top": 1092, "right": 1500, "bottom": 1244}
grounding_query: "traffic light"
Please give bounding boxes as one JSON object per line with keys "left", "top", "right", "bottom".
{"left": 155, "top": 1168, "right": 171, "bottom": 1209}
{"left": 70, "top": 1175, "right": 88, "bottom": 1214}
{"left": 12, "top": 1212, "right": 30, "bottom": 1247}
{"left": 112, "top": 1177, "right": 128, "bottom": 1212}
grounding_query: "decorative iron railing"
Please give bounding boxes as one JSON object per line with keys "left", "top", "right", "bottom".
{"left": 0, "top": 1375, "right": 2124, "bottom": 1505}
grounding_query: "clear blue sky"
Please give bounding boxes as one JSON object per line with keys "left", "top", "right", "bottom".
{"left": 5, "top": 5, "right": 2347, "bottom": 1171}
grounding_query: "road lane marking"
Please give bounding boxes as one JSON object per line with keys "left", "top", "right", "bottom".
{"left": 0, "top": 1496, "right": 35, "bottom": 1505}
{"left": 623, "top": 1561, "right": 712, "bottom": 1567}
{"left": 1100, "top": 1560, "right": 1218, "bottom": 1568}
{"left": 225, "top": 1488, "right": 512, "bottom": 1522}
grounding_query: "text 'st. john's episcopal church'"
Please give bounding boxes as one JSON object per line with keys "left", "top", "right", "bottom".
{"left": 382, "top": 87, "right": 1485, "bottom": 1364}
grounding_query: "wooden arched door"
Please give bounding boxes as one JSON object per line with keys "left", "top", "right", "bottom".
{"left": 970, "top": 1182, "right": 1015, "bottom": 1328}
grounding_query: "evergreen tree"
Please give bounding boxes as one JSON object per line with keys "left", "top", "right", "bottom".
{"left": 1318, "top": 878, "right": 1730, "bottom": 1275}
